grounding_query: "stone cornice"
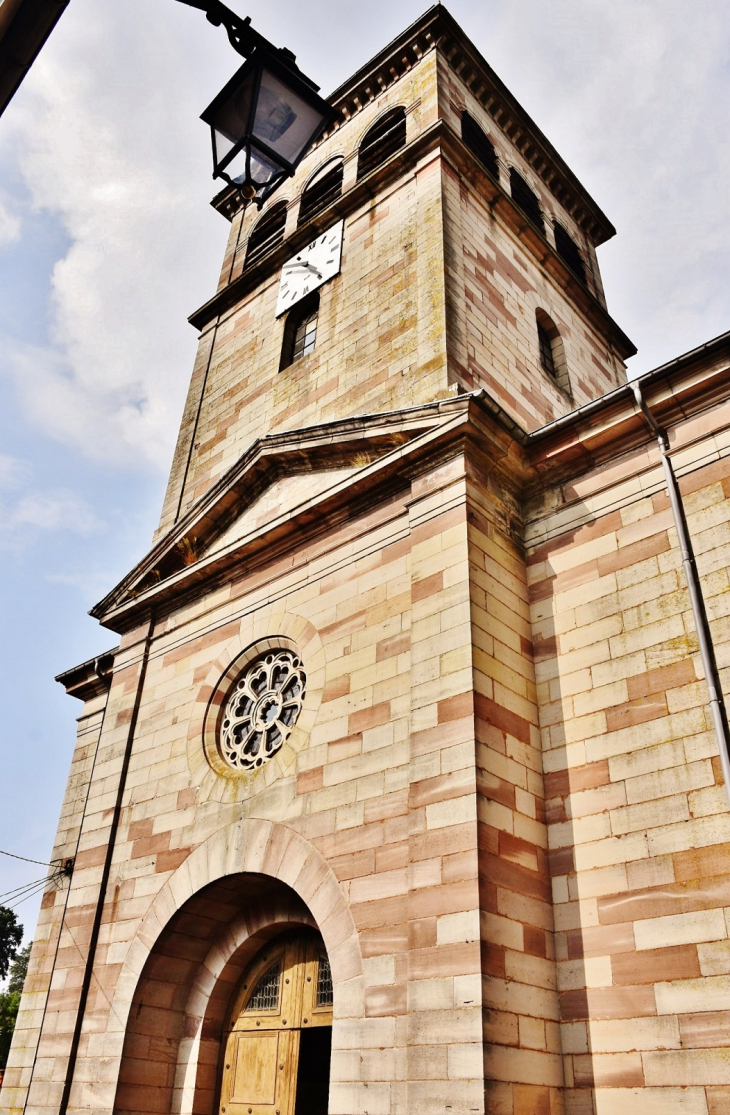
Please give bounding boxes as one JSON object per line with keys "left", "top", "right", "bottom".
{"left": 208, "top": 7, "right": 616, "bottom": 240}
{"left": 55, "top": 649, "right": 116, "bottom": 702}
{"left": 324, "top": 4, "right": 615, "bottom": 246}
{"left": 87, "top": 336, "right": 730, "bottom": 634}
{"left": 525, "top": 330, "right": 730, "bottom": 489}
{"left": 89, "top": 393, "right": 529, "bottom": 633}
{"left": 190, "top": 120, "right": 634, "bottom": 360}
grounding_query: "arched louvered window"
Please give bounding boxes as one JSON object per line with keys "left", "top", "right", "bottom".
{"left": 536, "top": 309, "right": 571, "bottom": 398}
{"left": 357, "top": 107, "right": 407, "bottom": 181}
{"left": 280, "top": 291, "right": 320, "bottom": 370}
{"left": 509, "top": 169, "right": 544, "bottom": 232}
{"left": 553, "top": 222, "right": 586, "bottom": 284}
{"left": 298, "top": 160, "right": 344, "bottom": 227}
{"left": 461, "top": 111, "right": 499, "bottom": 180}
{"left": 243, "top": 201, "right": 287, "bottom": 269}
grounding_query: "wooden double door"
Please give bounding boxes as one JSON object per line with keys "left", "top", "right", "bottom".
{"left": 219, "top": 931, "right": 333, "bottom": 1115}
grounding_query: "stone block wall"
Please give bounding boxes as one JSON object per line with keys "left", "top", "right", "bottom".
{"left": 8, "top": 437, "right": 525, "bottom": 1115}
{"left": 0, "top": 693, "right": 108, "bottom": 1115}
{"left": 441, "top": 153, "right": 626, "bottom": 428}
{"left": 157, "top": 30, "right": 628, "bottom": 539}
{"left": 157, "top": 50, "right": 448, "bottom": 538}
{"left": 527, "top": 395, "right": 730, "bottom": 1115}
{"left": 467, "top": 464, "right": 563, "bottom": 1113}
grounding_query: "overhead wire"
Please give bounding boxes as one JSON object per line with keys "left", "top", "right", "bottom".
{"left": 0, "top": 848, "right": 56, "bottom": 867}
{"left": 8, "top": 880, "right": 51, "bottom": 910}
{"left": 0, "top": 851, "right": 72, "bottom": 912}
{"left": 0, "top": 875, "right": 51, "bottom": 903}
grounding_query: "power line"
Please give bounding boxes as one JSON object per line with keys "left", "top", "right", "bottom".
{"left": 2, "top": 879, "right": 49, "bottom": 910}
{"left": 8, "top": 880, "right": 51, "bottom": 911}
{"left": 0, "top": 876, "right": 49, "bottom": 903}
{"left": 0, "top": 848, "right": 55, "bottom": 868}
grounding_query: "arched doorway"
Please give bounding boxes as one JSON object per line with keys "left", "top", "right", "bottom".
{"left": 219, "top": 929, "right": 332, "bottom": 1115}
{"left": 113, "top": 873, "right": 342, "bottom": 1115}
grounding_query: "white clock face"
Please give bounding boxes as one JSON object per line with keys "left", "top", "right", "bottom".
{"left": 275, "top": 220, "right": 344, "bottom": 317}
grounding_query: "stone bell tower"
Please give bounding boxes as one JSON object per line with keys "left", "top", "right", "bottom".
{"left": 3, "top": 6, "right": 657, "bottom": 1115}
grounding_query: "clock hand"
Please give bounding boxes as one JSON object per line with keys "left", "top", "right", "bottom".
{"left": 291, "top": 259, "right": 323, "bottom": 279}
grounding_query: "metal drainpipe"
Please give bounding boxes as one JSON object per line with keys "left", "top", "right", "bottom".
{"left": 632, "top": 380, "right": 730, "bottom": 805}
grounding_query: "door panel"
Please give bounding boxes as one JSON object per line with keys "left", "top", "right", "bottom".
{"left": 301, "top": 942, "right": 334, "bottom": 1029}
{"left": 219, "top": 931, "right": 333, "bottom": 1115}
{"left": 222, "top": 1029, "right": 298, "bottom": 1115}
{"left": 229, "top": 940, "right": 304, "bottom": 1033}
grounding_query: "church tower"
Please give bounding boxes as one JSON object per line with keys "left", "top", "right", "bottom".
{"left": 13, "top": 6, "right": 730, "bottom": 1115}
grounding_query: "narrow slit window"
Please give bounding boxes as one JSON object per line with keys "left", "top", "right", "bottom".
{"left": 357, "top": 108, "right": 407, "bottom": 180}
{"left": 245, "top": 962, "right": 281, "bottom": 1011}
{"left": 461, "top": 111, "right": 499, "bottom": 179}
{"left": 298, "top": 160, "right": 344, "bottom": 227}
{"left": 553, "top": 222, "right": 586, "bottom": 283}
{"left": 244, "top": 201, "right": 287, "bottom": 269}
{"left": 509, "top": 169, "right": 544, "bottom": 232}
{"left": 538, "top": 322, "right": 556, "bottom": 378}
{"left": 281, "top": 292, "right": 320, "bottom": 370}
{"left": 535, "top": 310, "right": 571, "bottom": 398}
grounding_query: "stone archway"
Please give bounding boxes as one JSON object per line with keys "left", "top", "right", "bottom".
{"left": 108, "top": 820, "right": 362, "bottom": 1115}
{"left": 114, "top": 874, "right": 316, "bottom": 1115}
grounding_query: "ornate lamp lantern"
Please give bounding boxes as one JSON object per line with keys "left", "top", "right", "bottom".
{"left": 176, "top": 0, "right": 335, "bottom": 207}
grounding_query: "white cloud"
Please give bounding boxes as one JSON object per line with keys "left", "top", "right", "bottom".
{"left": 0, "top": 456, "right": 101, "bottom": 548}
{"left": 0, "top": 1, "right": 230, "bottom": 469}
{"left": 0, "top": 0, "right": 729, "bottom": 473}
{"left": 0, "top": 453, "right": 29, "bottom": 489}
{"left": 7, "top": 491, "right": 99, "bottom": 535}
{"left": 0, "top": 196, "right": 20, "bottom": 246}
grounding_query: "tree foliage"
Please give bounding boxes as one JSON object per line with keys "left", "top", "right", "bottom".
{"left": 0, "top": 989, "right": 20, "bottom": 1071}
{"left": 0, "top": 907, "right": 22, "bottom": 982}
{"left": 0, "top": 937, "right": 29, "bottom": 1072}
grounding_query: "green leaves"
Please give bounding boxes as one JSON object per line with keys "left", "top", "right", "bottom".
{"left": 0, "top": 989, "right": 20, "bottom": 1070}
{"left": 0, "top": 939, "right": 30, "bottom": 1072}
{"left": 0, "top": 906, "right": 22, "bottom": 982}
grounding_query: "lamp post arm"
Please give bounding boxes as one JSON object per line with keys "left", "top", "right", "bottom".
{"left": 172, "top": 0, "right": 318, "bottom": 87}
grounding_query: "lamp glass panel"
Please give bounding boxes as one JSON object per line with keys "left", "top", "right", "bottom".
{"left": 223, "top": 146, "right": 280, "bottom": 189}
{"left": 211, "top": 69, "right": 256, "bottom": 154}
{"left": 213, "top": 129, "right": 236, "bottom": 165}
{"left": 250, "top": 148, "right": 281, "bottom": 187}
{"left": 253, "top": 69, "right": 326, "bottom": 166}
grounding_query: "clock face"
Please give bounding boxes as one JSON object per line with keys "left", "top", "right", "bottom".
{"left": 275, "top": 220, "right": 344, "bottom": 317}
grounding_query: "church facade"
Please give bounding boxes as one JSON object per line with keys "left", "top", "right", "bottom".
{"left": 3, "top": 6, "right": 730, "bottom": 1115}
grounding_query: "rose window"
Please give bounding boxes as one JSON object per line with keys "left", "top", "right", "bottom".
{"left": 219, "top": 649, "right": 306, "bottom": 771}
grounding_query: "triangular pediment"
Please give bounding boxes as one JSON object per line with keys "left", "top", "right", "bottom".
{"left": 203, "top": 466, "right": 359, "bottom": 560}
{"left": 90, "top": 394, "right": 492, "bottom": 629}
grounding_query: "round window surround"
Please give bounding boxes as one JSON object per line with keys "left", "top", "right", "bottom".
{"left": 219, "top": 648, "right": 307, "bottom": 772}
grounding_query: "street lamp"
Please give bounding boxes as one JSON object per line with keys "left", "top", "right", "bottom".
{"left": 175, "top": 0, "right": 336, "bottom": 207}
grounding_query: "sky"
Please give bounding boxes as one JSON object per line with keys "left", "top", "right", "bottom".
{"left": 0, "top": 0, "right": 729, "bottom": 948}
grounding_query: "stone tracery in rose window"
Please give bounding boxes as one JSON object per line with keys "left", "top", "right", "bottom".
{"left": 219, "top": 649, "right": 306, "bottom": 772}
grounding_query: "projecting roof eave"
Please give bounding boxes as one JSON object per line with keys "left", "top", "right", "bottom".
{"left": 324, "top": 3, "right": 616, "bottom": 247}
{"left": 87, "top": 393, "right": 529, "bottom": 633}
{"left": 55, "top": 648, "right": 117, "bottom": 701}
{"left": 526, "top": 329, "right": 730, "bottom": 485}
{"left": 81, "top": 329, "right": 730, "bottom": 637}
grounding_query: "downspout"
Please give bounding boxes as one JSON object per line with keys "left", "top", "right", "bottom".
{"left": 632, "top": 380, "right": 730, "bottom": 804}
{"left": 57, "top": 618, "right": 154, "bottom": 1115}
